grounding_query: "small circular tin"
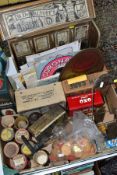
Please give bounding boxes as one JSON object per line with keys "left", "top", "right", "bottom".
{"left": 1, "top": 115, "right": 15, "bottom": 128}
{"left": 21, "top": 142, "right": 33, "bottom": 156}
{"left": 4, "top": 142, "right": 19, "bottom": 158}
{"left": 33, "top": 150, "right": 49, "bottom": 165}
{"left": 10, "top": 154, "right": 27, "bottom": 170}
{"left": 1, "top": 128, "right": 14, "bottom": 142}
{"left": 15, "top": 128, "right": 30, "bottom": 144}
{"left": 15, "top": 116, "right": 29, "bottom": 129}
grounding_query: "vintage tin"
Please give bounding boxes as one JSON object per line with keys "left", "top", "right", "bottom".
{"left": 67, "top": 90, "right": 104, "bottom": 116}
{"left": 15, "top": 128, "right": 30, "bottom": 144}
{"left": 15, "top": 116, "right": 29, "bottom": 129}
{"left": 10, "top": 154, "right": 27, "bottom": 170}
{"left": 21, "top": 142, "right": 34, "bottom": 156}
{"left": 33, "top": 150, "right": 49, "bottom": 166}
{"left": 1, "top": 128, "right": 14, "bottom": 142}
{"left": 3, "top": 142, "right": 19, "bottom": 158}
{"left": 1, "top": 115, "right": 15, "bottom": 128}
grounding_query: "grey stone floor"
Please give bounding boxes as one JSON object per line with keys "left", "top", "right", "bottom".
{"left": 94, "top": 0, "right": 117, "bottom": 69}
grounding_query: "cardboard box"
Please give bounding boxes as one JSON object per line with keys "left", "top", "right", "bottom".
{"left": 15, "top": 82, "right": 66, "bottom": 113}
{"left": 62, "top": 70, "right": 108, "bottom": 96}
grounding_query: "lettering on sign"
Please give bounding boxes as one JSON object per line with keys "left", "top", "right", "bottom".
{"left": 2, "top": 0, "right": 89, "bottom": 37}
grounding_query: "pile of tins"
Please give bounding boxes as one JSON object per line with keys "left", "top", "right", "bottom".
{"left": 0, "top": 109, "right": 50, "bottom": 171}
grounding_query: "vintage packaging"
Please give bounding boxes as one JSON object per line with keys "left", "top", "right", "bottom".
{"left": 67, "top": 90, "right": 104, "bottom": 116}
{"left": 62, "top": 70, "right": 108, "bottom": 96}
{"left": 29, "top": 105, "right": 66, "bottom": 137}
{"left": 15, "top": 82, "right": 66, "bottom": 113}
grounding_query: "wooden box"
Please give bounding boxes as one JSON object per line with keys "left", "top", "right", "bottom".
{"left": 0, "top": 0, "right": 99, "bottom": 68}
{"left": 8, "top": 20, "right": 100, "bottom": 68}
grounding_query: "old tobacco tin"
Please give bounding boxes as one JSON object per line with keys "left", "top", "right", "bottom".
{"left": 15, "top": 128, "right": 30, "bottom": 144}
{"left": 1, "top": 128, "right": 14, "bottom": 142}
{"left": 10, "top": 154, "right": 27, "bottom": 170}
{"left": 1, "top": 115, "right": 15, "bottom": 128}
{"left": 21, "top": 142, "right": 34, "bottom": 156}
{"left": 33, "top": 150, "right": 49, "bottom": 166}
{"left": 15, "top": 116, "right": 29, "bottom": 129}
{"left": 4, "top": 142, "right": 19, "bottom": 158}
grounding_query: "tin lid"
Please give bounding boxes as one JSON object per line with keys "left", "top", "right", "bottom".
{"left": 15, "top": 116, "right": 29, "bottom": 129}
{"left": 4, "top": 142, "right": 19, "bottom": 158}
{"left": 15, "top": 128, "right": 30, "bottom": 144}
{"left": 21, "top": 142, "right": 33, "bottom": 156}
{"left": 10, "top": 154, "right": 27, "bottom": 170}
{"left": 0, "top": 0, "right": 95, "bottom": 40}
{"left": 33, "top": 150, "right": 48, "bottom": 165}
{"left": 1, "top": 115, "right": 15, "bottom": 128}
{"left": 1, "top": 128, "right": 14, "bottom": 142}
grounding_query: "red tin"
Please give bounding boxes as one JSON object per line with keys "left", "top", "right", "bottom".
{"left": 67, "top": 90, "right": 104, "bottom": 116}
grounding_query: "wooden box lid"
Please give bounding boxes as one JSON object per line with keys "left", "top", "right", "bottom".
{"left": 0, "top": 0, "right": 96, "bottom": 40}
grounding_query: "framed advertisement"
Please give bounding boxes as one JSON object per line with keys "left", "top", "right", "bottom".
{"left": 12, "top": 39, "right": 33, "bottom": 57}
{"left": 33, "top": 35, "right": 50, "bottom": 52}
{"left": 75, "top": 24, "right": 89, "bottom": 41}
{"left": 0, "top": 0, "right": 95, "bottom": 40}
{"left": 55, "top": 29, "right": 70, "bottom": 46}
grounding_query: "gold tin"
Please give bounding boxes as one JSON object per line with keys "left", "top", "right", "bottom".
{"left": 1, "top": 128, "right": 14, "bottom": 142}
{"left": 21, "top": 142, "right": 34, "bottom": 156}
{"left": 15, "top": 116, "right": 29, "bottom": 129}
